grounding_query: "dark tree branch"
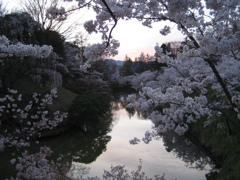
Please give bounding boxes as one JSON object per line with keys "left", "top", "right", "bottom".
{"left": 101, "top": 0, "right": 118, "bottom": 48}
{"left": 176, "top": 21, "right": 237, "bottom": 109}
{"left": 231, "top": 50, "right": 239, "bottom": 60}
{"left": 139, "top": 15, "right": 237, "bottom": 110}
{"left": 64, "top": 0, "right": 93, "bottom": 13}
{"left": 204, "top": 57, "right": 237, "bottom": 108}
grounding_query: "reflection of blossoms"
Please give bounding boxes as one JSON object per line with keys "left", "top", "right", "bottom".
{"left": 102, "top": 160, "right": 166, "bottom": 180}
{"left": 129, "top": 137, "right": 140, "bottom": 145}
{"left": 142, "top": 131, "right": 155, "bottom": 144}
{"left": 13, "top": 146, "right": 70, "bottom": 180}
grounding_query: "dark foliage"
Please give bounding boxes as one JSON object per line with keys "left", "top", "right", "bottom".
{"left": 0, "top": 12, "right": 65, "bottom": 57}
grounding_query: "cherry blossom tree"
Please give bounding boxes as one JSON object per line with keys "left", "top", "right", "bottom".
{"left": 0, "top": 31, "right": 71, "bottom": 179}
{"left": 73, "top": 0, "right": 240, "bottom": 136}
{"left": 1, "top": 0, "right": 240, "bottom": 178}
{"left": 0, "top": 34, "right": 63, "bottom": 92}
{"left": 46, "top": 0, "right": 240, "bottom": 140}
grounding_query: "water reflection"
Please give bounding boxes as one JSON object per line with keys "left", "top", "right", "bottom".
{"left": 69, "top": 105, "right": 214, "bottom": 179}
{"left": 39, "top": 110, "right": 115, "bottom": 164}
{"left": 158, "top": 130, "right": 215, "bottom": 171}
{"left": 114, "top": 100, "right": 149, "bottom": 120}
{"left": 0, "top": 104, "right": 115, "bottom": 179}
{"left": 118, "top": 100, "right": 215, "bottom": 173}
{"left": 0, "top": 102, "right": 215, "bottom": 179}
{"left": 72, "top": 133, "right": 111, "bottom": 164}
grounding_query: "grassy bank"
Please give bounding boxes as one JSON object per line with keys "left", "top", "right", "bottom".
{"left": 190, "top": 116, "right": 240, "bottom": 180}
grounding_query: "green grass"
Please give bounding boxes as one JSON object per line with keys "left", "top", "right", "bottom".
{"left": 50, "top": 87, "right": 78, "bottom": 112}
{"left": 12, "top": 77, "right": 78, "bottom": 112}
{"left": 12, "top": 77, "right": 50, "bottom": 95}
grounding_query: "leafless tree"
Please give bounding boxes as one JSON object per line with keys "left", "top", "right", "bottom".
{"left": 0, "top": 0, "right": 8, "bottom": 16}
{"left": 18, "top": 0, "right": 84, "bottom": 40}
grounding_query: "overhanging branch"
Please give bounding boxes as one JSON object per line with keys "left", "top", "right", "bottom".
{"left": 101, "top": 0, "right": 118, "bottom": 48}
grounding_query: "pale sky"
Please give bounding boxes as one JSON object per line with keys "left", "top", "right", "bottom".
{"left": 109, "top": 19, "right": 185, "bottom": 60}
{"left": 2, "top": 0, "right": 185, "bottom": 60}
{"left": 79, "top": 11, "right": 185, "bottom": 60}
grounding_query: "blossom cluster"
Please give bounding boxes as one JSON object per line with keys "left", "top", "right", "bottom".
{"left": 81, "top": 39, "right": 119, "bottom": 70}
{"left": 10, "top": 146, "right": 70, "bottom": 180}
{"left": 122, "top": 42, "right": 240, "bottom": 138}
{"left": 46, "top": 6, "right": 67, "bottom": 21}
{"left": 0, "top": 35, "right": 53, "bottom": 58}
{"left": 45, "top": 0, "right": 240, "bottom": 65}
{"left": 0, "top": 88, "right": 68, "bottom": 151}
{"left": 0, "top": 88, "right": 69, "bottom": 179}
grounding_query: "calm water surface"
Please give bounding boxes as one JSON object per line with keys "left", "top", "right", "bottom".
{"left": 68, "top": 107, "right": 212, "bottom": 180}
{"left": 0, "top": 103, "right": 214, "bottom": 179}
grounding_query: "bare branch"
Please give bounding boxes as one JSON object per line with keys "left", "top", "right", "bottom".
{"left": 100, "top": 0, "right": 118, "bottom": 48}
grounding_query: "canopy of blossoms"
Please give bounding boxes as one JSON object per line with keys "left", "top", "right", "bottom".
{"left": 47, "top": 0, "right": 240, "bottom": 137}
